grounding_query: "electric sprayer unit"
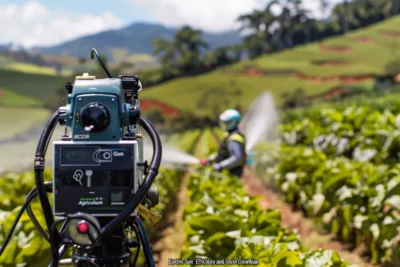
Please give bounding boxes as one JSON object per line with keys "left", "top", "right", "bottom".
{"left": 0, "top": 48, "right": 162, "bottom": 267}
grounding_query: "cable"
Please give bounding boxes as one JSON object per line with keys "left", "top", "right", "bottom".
{"left": 34, "top": 110, "right": 60, "bottom": 266}
{"left": 131, "top": 223, "right": 141, "bottom": 267}
{"left": 26, "top": 204, "right": 50, "bottom": 242}
{"left": 34, "top": 110, "right": 60, "bottom": 233}
{"left": 0, "top": 181, "right": 56, "bottom": 256}
{"left": 0, "top": 190, "right": 37, "bottom": 256}
{"left": 98, "top": 115, "right": 162, "bottom": 238}
{"left": 26, "top": 182, "right": 53, "bottom": 243}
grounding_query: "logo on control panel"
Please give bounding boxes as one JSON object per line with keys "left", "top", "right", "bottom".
{"left": 73, "top": 170, "right": 84, "bottom": 186}
{"left": 78, "top": 197, "right": 103, "bottom": 206}
{"left": 92, "top": 149, "right": 125, "bottom": 163}
{"left": 92, "top": 149, "right": 112, "bottom": 163}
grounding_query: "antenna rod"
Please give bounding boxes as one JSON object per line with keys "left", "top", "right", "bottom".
{"left": 91, "top": 48, "right": 112, "bottom": 78}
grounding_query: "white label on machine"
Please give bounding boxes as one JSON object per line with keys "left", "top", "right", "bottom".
{"left": 74, "top": 134, "right": 90, "bottom": 139}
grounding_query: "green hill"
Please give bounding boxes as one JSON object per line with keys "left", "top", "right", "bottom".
{"left": 0, "top": 69, "right": 65, "bottom": 102}
{"left": 2, "top": 16, "right": 400, "bottom": 118}
{"left": 141, "top": 15, "right": 400, "bottom": 116}
{"left": 34, "top": 22, "right": 242, "bottom": 62}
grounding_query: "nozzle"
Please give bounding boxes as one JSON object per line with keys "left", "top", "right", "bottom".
{"left": 246, "top": 152, "right": 255, "bottom": 166}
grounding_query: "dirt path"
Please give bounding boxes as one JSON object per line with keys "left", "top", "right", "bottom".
{"left": 241, "top": 169, "right": 377, "bottom": 267}
{"left": 152, "top": 131, "right": 205, "bottom": 266}
{"left": 152, "top": 172, "right": 190, "bottom": 266}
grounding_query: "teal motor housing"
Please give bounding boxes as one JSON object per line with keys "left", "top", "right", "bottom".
{"left": 58, "top": 74, "right": 141, "bottom": 141}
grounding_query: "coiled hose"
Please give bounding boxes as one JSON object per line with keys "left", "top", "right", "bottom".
{"left": 32, "top": 111, "right": 162, "bottom": 264}
{"left": 34, "top": 110, "right": 60, "bottom": 266}
{"left": 34, "top": 110, "right": 59, "bottom": 232}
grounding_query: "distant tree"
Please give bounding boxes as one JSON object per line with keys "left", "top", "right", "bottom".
{"left": 331, "top": 0, "right": 359, "bottom": 33}
{"left": 237, "top": 1, "right": 277, "bottom": 56}
{"left": 213, "top": 47, "right": 231, "bottom": 66}
{"left": 379, "top": 0, "right": 400, "bottom": 17}
{"left": 152, "top": 25, "right": 208, "bottom": 76}
{"left": 227, "top": 44, "right": 243, "bottom": 61}
{"left": 152, "top": 39, "right": 176, "bottom": 66}
{"left": 242, "top": 34, "right": 268, "bottom": 59}
{"left": 173, "top": 26, "right": 208, "bottom": 73}
{"left": 202, "top": 50, "right": 217, "bottom": 69}
{"left": 390, "top": 0, "right": 400, "bottom": 16}
{"left": 237, "top": 10, "right": 265, "bottom": 34}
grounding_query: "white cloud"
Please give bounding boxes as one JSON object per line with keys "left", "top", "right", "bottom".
{"left": 130, "top": 0, "right": 344, "bottom": 33}
{"left": 0, "top": 1, "right": 123, "bottom": 48}
{"left": 302, "top": 0, "right": 344, "bottom": 20}
{"left": 129, "top": 0, "right": 269, "bottom": 33}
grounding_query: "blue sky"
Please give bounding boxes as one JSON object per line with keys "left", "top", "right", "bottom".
{"left": 0, "top": 0, "right": 343, "bottom": 48}
{"left": 0, "top": 0, "right": 155, "bottom": 26}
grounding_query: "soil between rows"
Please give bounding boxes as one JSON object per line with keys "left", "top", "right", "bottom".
{"left": 241, "top": 169, "right": 377, "bottom": 267}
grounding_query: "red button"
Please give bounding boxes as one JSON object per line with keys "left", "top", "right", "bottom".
{"left": 77, "top": 221, "right": 89, "bottom": 234}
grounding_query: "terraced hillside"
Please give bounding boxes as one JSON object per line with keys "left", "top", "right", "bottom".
{"left": 141, "top": 15, "right": 400, "bottom": 116}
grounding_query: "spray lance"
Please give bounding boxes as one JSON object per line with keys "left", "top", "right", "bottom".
{"left": 197, "top": 91, "right": 277, "bottom": 169}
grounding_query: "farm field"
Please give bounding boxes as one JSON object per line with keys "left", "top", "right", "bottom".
{"left": 250, "top": 92, "right": 400, "bottom": 266}
{"left": 0, "top": 62, "right": 58, "bottom": 76}
{"left": 0, "top": 107, "right": 50, "bottom": 140}
{"left": 0, "top": 125, "right": 65, "bottom": 174}
{"left": 4, "top": 95, "right": 400, "bottom": 265}
{"left": 0, "top": 69, "right": 65, "bottom": 102}
{"left": 0, "top": 127, "right": 354, "bottom": 266}
{"left": 2, "top": 7, "right": 400, "bottom": 267}
{"left": 141, "top": 15, "right": 400, "bottom": 116}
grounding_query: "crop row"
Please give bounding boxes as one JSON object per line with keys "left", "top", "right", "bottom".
{"left": 0, "top": 126, "right": 210, "bottom": 266}
{"left": 282, "top": 89, "right": 400, "bottom": 123}
{"left": 253, "top": 96, "right": 400, "bottom": 265}
{"left": 0, "top": 168, "right": 184, "bottom": 266}
{"left": 179, "top": 167, "right": 349, "bottom": 266}
{"left": 280, "top": 105, "right": 400, "bottom": 166}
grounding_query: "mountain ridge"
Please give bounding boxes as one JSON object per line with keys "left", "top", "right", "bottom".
{"left": 32, "top": 22, "right": 243, "bottom": 62}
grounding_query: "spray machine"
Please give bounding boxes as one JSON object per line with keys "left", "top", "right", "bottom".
{"left": 0, "top": 48, "right": 162, "bottom": 267}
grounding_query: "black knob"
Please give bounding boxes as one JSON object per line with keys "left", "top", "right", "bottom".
{"left": 80, "top": 103, "right": 110, "bottom": 132}
{"left": 66, "top": 82, "right": 73, "bottom": 94}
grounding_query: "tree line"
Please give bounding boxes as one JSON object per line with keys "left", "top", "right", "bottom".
{"left": 151, "top": 0, "right": 400, "bottom": 82}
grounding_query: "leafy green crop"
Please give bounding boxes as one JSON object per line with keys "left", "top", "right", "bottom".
{"left": 180, "top": 168, "right": 349, "bottom": 266}
{"left": 253, "top": 93, "right": 400, "bottom": 265}
{"left": 0, "top": 168, "right": 183, "bottom": 266}
{"left": 280, "top": 106, "right": 400, "bottom": 165}
{"left": 194, "top": 128, "right": 219, "bottom": 158}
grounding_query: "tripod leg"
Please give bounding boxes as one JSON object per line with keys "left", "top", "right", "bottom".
{"left": 133, "top": 216, "right": 155, "bottom": 267}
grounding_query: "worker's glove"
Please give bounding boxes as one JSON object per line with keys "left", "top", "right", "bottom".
{"left": 213, "top": 163, "right": 222, "bottom": 172}
{"left": 199, "top": 159, "right": 208, "bottom": 166}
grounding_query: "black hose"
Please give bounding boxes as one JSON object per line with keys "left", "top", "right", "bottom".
{"left": 27, "top": 182, "right": 52, "bottom": 243}
{"left": 34, "top": 110, "right": 60, "bottom": 266}
{"left": 98, "top": 115, "right": 162, "bottom": 238}
{"left": 34, "top": 110, "right": 59, "bottom": 232}
{"left": 131, "top": 224, "right": 141, "bottom": 267}
{"left": 0, "top": 189, "right": 37, "bottom": 256}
